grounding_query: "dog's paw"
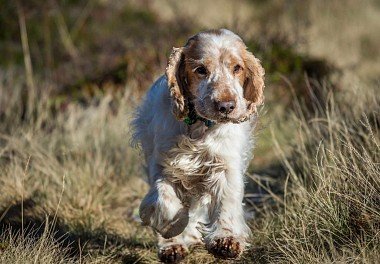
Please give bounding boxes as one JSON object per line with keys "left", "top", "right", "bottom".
{"left": 158, "top": 244, "right": 188, "bottom": 263}
{"left": 207, "top": 236, "right": 242, "bottom": 259}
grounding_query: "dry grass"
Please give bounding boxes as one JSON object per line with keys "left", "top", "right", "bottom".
{"left": 0, "top": 72, "right": 156, "bottom": 263}
{"left": 247, "top": 84, "right": 380, "bottom": 263}
{"left": 0, "top": 0, "right": 379, "bottom": 263}
{"left": 0, "top": 226, "right": 73, "bottom": 264}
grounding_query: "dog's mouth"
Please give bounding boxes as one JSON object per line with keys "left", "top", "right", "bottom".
{"left": 217, "top": 114, "right": 234, "bottom": 123}
{"left": 193, "top": 99, "right": 253, "bottom": 125}
{"left": 192, "top": 101, "right": 225, "bottom": 123}
{"left": 194, "top": 106, "right": 241, "bottom": 124}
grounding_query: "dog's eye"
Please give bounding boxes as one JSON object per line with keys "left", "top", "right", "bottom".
{"left": 195, "top": 66, "right": 207, "bottom": 75}
{"left": 233, "top": 64, "right": 242, "bottom": 74}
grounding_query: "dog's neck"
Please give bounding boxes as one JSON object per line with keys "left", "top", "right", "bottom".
{"left": 184, "top": 102, "right": 215, "bottom": 139}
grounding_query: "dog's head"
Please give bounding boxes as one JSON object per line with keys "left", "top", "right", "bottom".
{"left": 166, "top": 29, "right": 265, "bottom": 123}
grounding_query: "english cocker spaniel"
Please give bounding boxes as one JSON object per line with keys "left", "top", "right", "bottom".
{"left": 132, "top": 29, "right": 265, "bottom": 263}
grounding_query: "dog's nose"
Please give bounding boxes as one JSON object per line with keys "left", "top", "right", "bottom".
{"left": 217, "top": 101, "right": 236, "bottom": 114}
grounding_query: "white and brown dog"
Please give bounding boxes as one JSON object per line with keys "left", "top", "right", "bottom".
{"left": 132, "top": 29, "right": 265, "bottom": 263}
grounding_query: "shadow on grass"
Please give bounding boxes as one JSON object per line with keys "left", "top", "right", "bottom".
{"left": 0, "top": 197, "right": 154, "bottom": 263}
{"left": 245, "top": 162, "right": 287, "bottom": 207}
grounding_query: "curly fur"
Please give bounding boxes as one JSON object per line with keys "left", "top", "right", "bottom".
{"left": 131, "top": 29, "right": 265, "bottom": 261}
{"left": 161, "top": 135, "right": 226, "bottom": 195}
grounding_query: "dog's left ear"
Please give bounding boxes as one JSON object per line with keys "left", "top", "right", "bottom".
{"left": 243, "top": 50, "right": 265, "bottom": 108}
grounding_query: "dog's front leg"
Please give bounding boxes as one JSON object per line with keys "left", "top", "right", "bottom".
{"left": 139, "top": 178, "right": 189, "bottom": 239}
{"left": 205, "top": 169, "right": 251, "bottom": 259}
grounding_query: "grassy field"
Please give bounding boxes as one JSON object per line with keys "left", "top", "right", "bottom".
{"left": 0, "top": 1, "right": 379, "bottom": 263}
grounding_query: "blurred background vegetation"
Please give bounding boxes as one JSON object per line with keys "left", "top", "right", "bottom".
{"left": 2, "top": 0, "right": 379, "bottom": 167}
{"left": 0, "top": 0, "right": 379, "bottom": 263}
{"left": 2, "top": 0, "right": 379, "bottom": 95}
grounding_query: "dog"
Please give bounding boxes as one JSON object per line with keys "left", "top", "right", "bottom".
{"left": 132, "top": 29, "right": 265, "bottom": 263}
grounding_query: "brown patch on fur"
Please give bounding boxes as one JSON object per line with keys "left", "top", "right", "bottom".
{"left": 166, "top": 36, "right": 206, "bottom": 114}
{"left": 216, "top": 89, "right": 236, "bottom": 103}
{"left": 207, "top": 236, "right": 242, "bottom": 259}
{"left": 219, "top": 48, "right": 244, "bottom": 70}
{"left": 166, "top": 47, "right": 188, "bottom": 120}
{"left": 242, "top": 48, "right": 265, "bottom": 106}
{"left": 158, "top": 244, "right": 188, "bottom": 263}
{"left": 213, "top": 49, "right": 245, "bottom": 104}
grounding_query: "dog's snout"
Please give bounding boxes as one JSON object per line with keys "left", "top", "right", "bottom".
{"left": 217, "top": 101, "right": 236, "bottom": 114}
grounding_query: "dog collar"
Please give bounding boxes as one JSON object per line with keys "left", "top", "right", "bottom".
{"left": 184, "top": 103, "right": 215, "bottom": 128}
{"left": 184, "top": 115, "right": 215, "bottom": 128}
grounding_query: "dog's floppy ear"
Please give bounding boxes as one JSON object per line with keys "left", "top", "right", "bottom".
{"left": 243, "top": 50, "right": 265, "bottom": 108}
{"left": 166, "top": 47, "right": 188, "bottom": 120}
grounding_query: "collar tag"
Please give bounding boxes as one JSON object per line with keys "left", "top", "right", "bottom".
{"left": 204, "top": 119, "right": 215, "bottom": 128}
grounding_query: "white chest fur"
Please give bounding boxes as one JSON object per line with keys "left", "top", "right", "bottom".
{"left": 161, "top": 121, "right": 254, "bottom": 198}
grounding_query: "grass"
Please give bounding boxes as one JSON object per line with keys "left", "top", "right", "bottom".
{"left": 0, "top": 0, "right": 380, "bottom": 263}
{"left": 250, "top": 85, "right": 380, "bottom": 263}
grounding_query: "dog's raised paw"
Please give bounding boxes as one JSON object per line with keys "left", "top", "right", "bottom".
{"left": 159, "top": 207, "right": 189, "bottom": 239}
{"left": 207, "top": 236, "right": 242, "bottom": 259}
{"left": 158, "top": 244, "right": 187, "bottom": 263}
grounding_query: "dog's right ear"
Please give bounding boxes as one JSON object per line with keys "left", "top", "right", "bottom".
{"left": 166, "top": 47, "right": 188, "bottom": 120}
